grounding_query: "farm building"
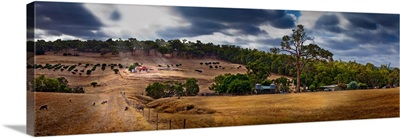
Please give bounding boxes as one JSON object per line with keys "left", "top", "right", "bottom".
{"left": 320, "top": 84, "right": 339, "bottom": 91}
{"left": 255, "top": 83, "right": 276, "bottom": 94}
{"left": 131, "top": 66, "right": 149, "bottom": 73}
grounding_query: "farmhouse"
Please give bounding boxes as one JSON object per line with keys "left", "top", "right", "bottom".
{"left": 255, "top": 83, "right": 276, "bottom": 94}
{"left": 132, "top": 66, "right": 149, "bottom": 73}
{"left": 320, "top": 84, "right": 339, "bottom": 91}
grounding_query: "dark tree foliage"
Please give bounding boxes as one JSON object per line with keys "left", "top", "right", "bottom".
{"left": 32, "top": 75, "right": 84, "bottom": 93}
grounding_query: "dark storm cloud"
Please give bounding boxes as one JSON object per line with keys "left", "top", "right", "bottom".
{"left": 270, "top": 14, "right": 296, "bottom": 29}
{"left": 313, "top": 12, "right": 399, "bottom": 57}
{"left": 158, "top": 7, "right": 297, "bottom": 39}
{"left": 34, "top": 2, "right": 107, "bottom": 39}
{"left": 343, "top": 13, "right": 399, "bottom": 30}
{"left": 314, "top": 14, "right": 342, "bottom": 33}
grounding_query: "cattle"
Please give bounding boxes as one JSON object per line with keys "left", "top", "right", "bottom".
{"left": 101, "top": 101, "right": 108, "bottom": 104}
{"left": 39, "top": 105, "right": 48, "bottom": 110}
{"left": 125, "top": 106, "right": 129, "bottom": 111}
{"left": 69, "top": 99, "right": 72, "bottom": 102}
{"left": 92, "top": 102, "right": 96, "bottom": 106}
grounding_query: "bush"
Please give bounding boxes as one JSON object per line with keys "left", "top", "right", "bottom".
{"left": 32, "top": 75, "right": 83, "bottom": 93}
{"left": 90, "top": 82, "right": 98, "bottom": 87}
{"left": 185, "top": 78, "right": 199, "bottom": 96}
{"left": 309, "top": 84, "right": 316, "bottom": 91}
{"left": 146, "top": 82, "right": 166, "bottom": 99}
{"left": 358, "top": 83, "right": 368, "bottom": 89}
{"left": 86, "top": 70, "right": 92, "bottom": 75}
{"left": 129, "top": 65, "right": 135, "bottom": 71}
{"left": 347, "top": 81, "right": 359, "bottom": 90}
{"left": 113, "top": 69, "right": 119, "bottom": 74}
{"left": 227, "top": 79, "right": 251, "bottom": 95}
{"left": 261, "top": 79, "right": 272, "bottom": 86}
{"left": 338, "top": 83, "right": 347, "bottom": 90}
{"left": 71, "top": 86, "right": 85, "bottom": 93}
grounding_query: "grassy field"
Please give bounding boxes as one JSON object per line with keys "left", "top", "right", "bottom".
{"left": 146, "top": 88, "right": 399, "bottom": 129}
{"left": 29, "top": 51, "right": 399, "bottom": 135}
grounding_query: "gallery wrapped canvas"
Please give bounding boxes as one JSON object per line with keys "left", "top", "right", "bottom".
{"left": 27, "top": 1, "right": 399, "bottom": 136}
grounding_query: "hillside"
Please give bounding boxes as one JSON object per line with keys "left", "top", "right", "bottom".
{"left": 30, "top": 50, "right": 246, "bottom": 95}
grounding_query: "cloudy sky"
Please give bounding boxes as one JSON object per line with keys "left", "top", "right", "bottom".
{"left": 31, "top": 2, "right": 399, "bottom": 67}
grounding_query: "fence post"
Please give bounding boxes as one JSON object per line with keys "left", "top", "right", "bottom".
{"left": 148, "top": 108, "right": 151, "bottom": 123}
{"left": 169, "top": 119, "right": 172, "bottom": 129}
{"left": 183, "top": 119, "right": 186, "bottom": 129}
{"left": 156, "top": 114, "right": 159, "bottom": 130}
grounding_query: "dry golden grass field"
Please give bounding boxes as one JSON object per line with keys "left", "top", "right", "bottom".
{"left": 29, "top": 50, "right": 399, "bottom": 136}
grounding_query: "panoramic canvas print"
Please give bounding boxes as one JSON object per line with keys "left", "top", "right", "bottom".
{"left": 27, "top": 1, "right": 399, "bottom": 136}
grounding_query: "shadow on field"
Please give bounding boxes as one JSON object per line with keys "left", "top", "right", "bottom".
{"left": 4, "top": 125, "right": 26, "bottom": 134}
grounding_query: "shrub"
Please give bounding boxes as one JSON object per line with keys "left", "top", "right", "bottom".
{"left": 185, "top": 78, "right": 199, "bottom": 96}
{"left": 347, "top": 81, "right": 359, "bottom": 90}
{"left": 71, "top": 86, "right": 85, "bottom": 93}
{"left": 338, "top": 83, "right": 347, "bottom": 90}
{"left": 186, "top": 105, "right": 195, "bottom": 110}
{"left": 128, "top": 64, "right": 136, "bottom": 71}
{"left": 32, "top": 75, "right": 82, "bottom": 93}
{"left": 358, "top": 83, "right": 368, "bottom": 89}
{"left": 86, "top": 70, "right": 92, "bottom": 75}
{"left": 113, "top": 69, "right": 119, "bottom": 74}
{"left": 261, "top": 79, "right": 273, "bottom": 86}
{"left": 90, "top": 82, "right": 98, "bottom": 87}
{"left": 309, "top": 84, "right": 316, "bottom": 91}
{"left": 146, "top": 82, "right": 166, "bottom": 99}
{"left": 227, "top": 79, "right": 251, "bottom": 95}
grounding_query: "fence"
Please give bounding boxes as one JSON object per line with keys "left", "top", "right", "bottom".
{"left": 140, "top": 108, "right": 188, "bottom": 130}
{"left": 121, "top": 92, "right": 188, "bottom": 130}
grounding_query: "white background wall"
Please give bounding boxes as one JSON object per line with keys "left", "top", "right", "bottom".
{"left": 0, "top": 0, "right": 399, "bottom": 138}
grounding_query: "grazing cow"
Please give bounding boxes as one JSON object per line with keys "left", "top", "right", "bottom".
{"left": 101, "top": 101, "right": 108, "bottom": 104}
{"left": 69, "top": 99, "right": 72, "bottom": 102}
{"left": 125, "top": 107, "right": 129, "bottom": 111}
{"left": 92, "top": 102, "right": 96, "bottom": 106}
{"left": 39, "top": 105, "right": 48, "bottom": 110}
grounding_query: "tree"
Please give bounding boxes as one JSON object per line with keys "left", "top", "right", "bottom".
{"left": 185, "top": 78, "right": 200, "bottom": 96}
{"left": 145, "top": 82, "right": 166, "bottom": 99}
{"left": 273, "top": 24, "right": 333, "bottom": 92}
{"left": 347, "top": 81, "right": 359, "bottom": 90}
{"left": 209, "top": 74, "right": 231, "bottom": 93}
{"left": 227, "top": 79, "right": 251, "bottom": 95}
{"left": 90, "top": 82, "right": 98, "bottom": 87}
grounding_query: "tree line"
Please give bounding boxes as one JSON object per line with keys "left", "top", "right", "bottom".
{"left": 145, "top": 78, "right": 200, "bottom": 99}
{"left": 31, "top": 75, "right": 84, "bottom": 93}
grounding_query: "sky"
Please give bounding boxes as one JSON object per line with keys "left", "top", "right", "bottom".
{"left": 31, "top": 2, "right": 400, "bottom": 67}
